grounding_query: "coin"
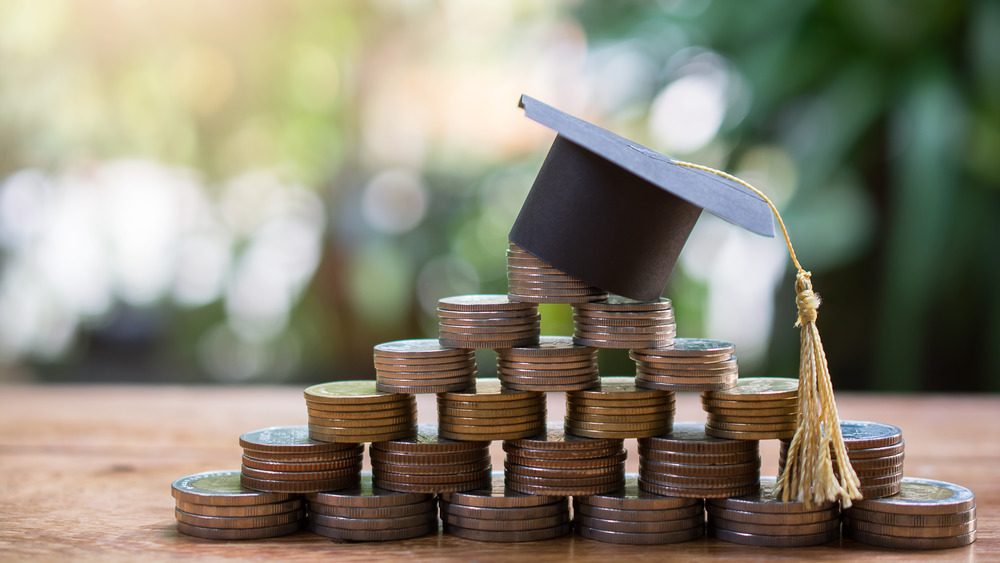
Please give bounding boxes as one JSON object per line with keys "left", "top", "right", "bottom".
{"left": 306, "top": 404, "right": 416, "bottom": 418}
{"left": 703, "top": 377, "right": 798, "bottom": 401}
{"left": 307, "top": 414, "right": 415, "bottom": 428}
{"left": 844, "top": 528, "right": 976, "bottom": 549}
{"left": 566, "top": 412, "right": 671, "bottom": 424}
{"left": 632, "top": 351, "right": 730, "bottom": 363}
{"left": 575, "top": 524, "right": 704, "bottom": 545}
{"left": 709, "top": 514, "right": 840, "bottom": 536}
{"left": 308, "top": 498, "right": 437, "bottom": 519}
{"left": 241, "top": 445, "right": 365, "bottom": 464}
{"left": 574, "top": 337, "right": 674, "bottom": 349}
{"left": 840, "top": 420, "right": 904, "bottom": 449}
{"left": 174, "top": 498, "right": 303, "bottom": 518}
{"left": 304, "top": 381, "right": 411, "bottom": 405}
{"left": 440, "top": 427, "right": 542, "bottom": 441}
{"left": 308, "top": 426, "right": 415, "bottom": 443}
{"left": 709, "top": 526, "right": 839, "bottom": 547}
{"left": 439, "top": 315, "right": 542, "bottom": 327}
{"left": 443, "top": 521, "right": 571, "bottom": 542}
{"left": 580, "top": 316, "right": 675, "bottom": 328}
{"left": 442, "top": 512, "right": 569, "bottom": 532}
{"left": 505, "top": 425, "right": 623, "bottom": 451}
{"left": 238, "top": 426, "right": 360, "bottom": 454}
{"left": 573, "top": 296, "right": 672, "bottom": 311}
{"left": 498, "top": 359, "right": 598, "bottom": 371}
{"left": 441, "top": 472, "right": 564, "bottom": 508}
{"left": 567, "top": 396, "right": 674, "bottom": 409}
{"left": 377, "top": 382, "right": 475, "bottom": 394}
{"left": 858, "top": 483, "right": 903, "bottom": 499}
{"left": 175, "top": 507, "right": 306, "bottom": 529}
{"left": 576, "top": 514, "right": 703, "bottom": 534}
{"left": 171, "top": 470, "right": 294, "bottom": 507}
{"left": 640, "top": 458, "right": 761, "bottom": 478}
{"left": 575, "top": 502, "right": 704, "bottom": 523}
{"left": 440, "top": 397, "right": 546, "bottom": 412}
{"left": 371, "top": 424, "right": 487, "bottom": 453}
{"left": 566, "top": 377, "right": 666, "bottom": 400}
{"left": 442, "top": 500, "right": 567, "bottom": 522}
{"left": 440, "top": 337, "right": 540, "bottom": 349}
{"left": 502, "top": 443, "right": 625, "bottom": 461}
{"left": 176, "top": 520, "right": 302, "bottom": 540}
{"left": 505, "top": 471, "right": 623, "bottom": 489}
{"left": 376, "top": 476, "right": 492, "bottom": 494}
{"left": 708, "top": 476, "right": 837, "bottom": 513}
{"left": 373, "top": 467, "right": 492, "bottom": 485}
{"left": 574, "top": 324, "right": 677, "bottom": 336}
{"left": 565, "top": 419, "right": 669, "bottom": 433}
{"left": 842, "top": 441, "right": 906, "bottom": 460}
{"left": 309, "top": 511, "right": 436, "bottom": 531}
{"left": 708, "top": 415, "right": 797, "bottom": 425}
{"left": 368, "top": 449, "right": 488, "bottom": 467}
{"left": 374, "top": 355, "right": 474, "bottom": 368}
{"left": 704, "top": 425, "right": 794, "bottom": 440}
{"left": 374, "top": 366, "right": 476, "bottom": 379}
{"left": 240, "top": 464, "right": 359, "bottom": 482}
{"left": 436, "top": 308, "right": 534, "bottom": 319}
{"left": 439, "top": 323, "right": 541, "bottom": 336}
{"left": 307, "top": 474, "right": 431, "bottom": 508}
{"left": 701, "top": 397, "right": 799, "bottom": 410}
{"left": 374, "top": 458, "right": 492, "bottom": 477}
{"left": 439, "top": 405, "right": 546, "bottom": 419}
{"left": 638, "top": 446, "right": 760, "bottom": 465}
{"left": 843, "top": 516, "right": 976, "bottom": 538}
{"left": 707, "top": 506, "right": 840, "bottom": 526}
{"left": 853, "top": 477, "right": 975, "bottom": 515}
{"left": 638, "top": 478, "right": 759, "bottom": 499}
{"left": 844, "top": 452, "right": 905, "bottom": 471}
{"left": 309, "top": 520, "right": 437, "bottom": 542}
{"left": 639, "top": 471, "right": 760, "bottom": 490}
{"left": 706, "top": 420, "right": 798, "bottom": 432}
{"left": 305, "top": 399, "right": 416, "bottom": 413}
{"left": 439, "top": 295, "right": 538, "bottom": 312}
{"left": 575, "top": 476, "right": 701, "bottom": 511}
{"left": 506, "top": 272, "right": 580, "bottom": 282}
{"left": 373, "top": 339, "right": 469, "bottom": 358}
{"left": 844, "top": 506, "right": 976, "bottom": 527}
{"left": 635, "top": 378, "right": 737, "bottom": 392}
{"left": 504, "top": 461, "right": 623, "bottom": 480}
{"left": 439, "top": 413, "right": 545, "bottom": 426}
{"left": 639, "top": 422, "right": 757, "bottom": 454}
{"left": 637, "top": 373, "right": 740, "bottom": 384}
{"left": 240, "top": 474, "right": 357, "bottom": 493}
{"left": 506, "top": 480, "right": 625, "bottom": 497}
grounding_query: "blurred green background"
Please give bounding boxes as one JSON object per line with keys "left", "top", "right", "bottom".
{"left": 0, "top": 0, "right": 997, "bottom": 391}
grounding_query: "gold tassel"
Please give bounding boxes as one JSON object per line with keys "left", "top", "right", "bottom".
{"left": 674, "top": 160, "right": 862, "bottom": 508}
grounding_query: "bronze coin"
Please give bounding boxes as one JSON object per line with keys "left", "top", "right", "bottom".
{"left": 375, "top": 476, "right": 492, "bottom": 494}
{"left": 702, "top": 405, "right": 798, "bottom": 418}
{"left": 305, "top": 399, "right": 416, "bottom": 414}
{"left": 438, "top": 421, "right": 544, "bottom": 435}
{"left": 309, "top": 511, "right": 436, "bottom": 531}
{"left": 639, "top": 421, "right": 757, "bottom": 454}
{"left": 638, "top": 478, "right": 759, "bottom": 499}
{"left": 709, "top": 514, "right": 841, "bottom": 536}
{"left": 373, "top": 458, "right": 491, "bottom": 477}
{"left": 639, "top": 457, "right": 761, "bottom": 478}
{"left": 707, "top": 505, "right": 840, "bottom": 526}
{"left": 374, "top": 358, "right": 476, "bottom": 372}
{"left": 306, "top": 474, "right": 430, "bottom": 508}
{"left": 374, "top": 368, "right": 476, "bottom": 382}
{"left": 704, "top": 414, "right": 797, "bottom": 425}
{"left": 709, "top": 526, "right": 839, "bottom": 547}
{"left": 843, "top": 441, "right": 906, "bottom": 460}
{"left": 632, "top": 351, "right": 730, "bottom": 363}
{"left": 443, "top": 521, "right": 571, "bottom": 542}
{"left": 504, "top": 471, "right": 623, "bottom": 488}
{"left": 504, "top": 425, "right": 623, "bottom": 451}
{"left": 372, "top": 466, "right": 492, "bottom": 485}
{"left": 638, "top": 445, "right": 759, "bottom": 465}
{"left": 500, "top": 382, "right": 600, "bottom": 393}
{"left": 576, "top": 514, "right": 704, "bottom": 534}
{"left": 502, "top": 443, "right": 624, "bottom": 460}
{"left": 857, "top": 472, "right": 904, "bottom": 487}
{"left": 707, "top": 476, "right": 837, "bottom": 513}
{"left": 575, "top": 524, "right": 703, "bottom": 545}
{"left": 844, "top": 506, "right": 976, "bottom": 528}
{"left": 306, "top": 405, "right": 415, "bottom": 419}
{"left": 438, "top": 294, "right": 537, "bottom": 312}
{"left": 704, "top": 425, "right": 794, "bottom": 440}
{"left": 441, "top": 500, "right": 568, "bottom": 521}
{"left": 574, "top": 502, "right": 704, "bottom": 523}
{"left": 566, "top": 377, "right": 668, "bottom": 400}
{"left": 174, "top": 507, "right": 305, "bottom": 530}
{"left": 567, "top": 427, "right": 670, "bottom": 440}
{"left": 499, "top": 373, "right": 600, "bottom": 386}
{"left": 369, "top": 424, "right": 489, "bottom": 454}
{"left": 573, "top": 296, "right": 672, "bottom": 312}
{"left": 700, "top": 397, "right": 798, "bottom": 410}
{"left": 377, "top": 382, "right": 475, "bottom": 394}
{"left": 240, "top": 464, "right": 359, "bottom": 482}
{"left": 304, "top": 380, "right": 410, "bottom": 405}
{"left": 635, "top": 379, "right": 735, "bottom": 392}
{"left": 442, "top": 512, "right": 569, "bottom": 532}
{"left": 241, "top": 445, "right": 365, "bottom": 464}
{"left": 438, "top": 379, "right": 543, "bottom": 401}
{"left": 440, "top": 427, "right": 542, "bottom": 442}
{"left": 573, "top": 336, "right": 674, "bottom": 349}
{"left": 308, "top": 520, "right": 437, "bottom": 541}
{"left": 633, "top": 337, "right": 732, "bottom": 356}
{"left": 843, "top": 515, "right": 976, "bottom": 538}
{"left": 238, "top": 426, "right": 362, "bottom": 454}
{"left": 498, "top": 359, "right": 598, "bottom": 371}
{"left": 439, "top": 405, "right": 546, "bottom": 418}
{"left": 441, "top": 472, "right": 563, "bottom": 508}
{"left": 504, "top": 461, "right": 623, "bottom": 480}
{"left": 174, "top": 499, "right": 303, "bottom": 518}
{"left": 857, "top": 482, "right": 902, "bottom": 499}
{"left": 308, "top": 426, "right": 415, "bottom": 444}
{"left": 567, "top": 403, "right": 674, "bottom": 416}
{"left": 176, "top": 520, "right": 302, "bottom": 540}
{"left": 505, "top": 480, "right": 625, "bottom": 497}
{"left": 565, "top": 419, "right": 671, "bottom": 433}
{"left": 702, "top": 377, "right": 798, "bottom": 402}
{"left": 374, "top": 338, "right": 471, "bottom": 357}
{"left": 368, "top": 449, "right": 489, "bottom": 467}
{"left": 639, "top": 470, "right": 760, "bottom": 490}
{"left": 565, "top": 412, "right": 671, "bottom": 424}
{"left": 846, "top": 452, "right": 905, "bottom": 471}
{"left": 439, "top": 337, "right": 540, "bottom": 349}
{"left": 170, "top": 470, "right": 294, "bottom": 507}
{"left": 308, "top": 498, "right": 437, "bottom": 519}
{"left": 307, "top": 415, "right": 415, "bottom": 428}
{"left": 567, "top": 396, "right": 674, "bottom": 409}
{"left": 574, "top": 476, "right": 702, "bottom": 511}
{"left": 706, "top": 420, "right": 798, "bottom": 432}
{"left": 438, "top": 414, "right": 546, "bottom": 427}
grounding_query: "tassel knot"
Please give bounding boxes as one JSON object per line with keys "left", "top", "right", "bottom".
{"left": 795, "top": 271, "right": 820, "bottom": 326}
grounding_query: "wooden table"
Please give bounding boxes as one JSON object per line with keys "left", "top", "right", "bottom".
{"left": 0, "top": 385, "right": 996, "bottom": 561}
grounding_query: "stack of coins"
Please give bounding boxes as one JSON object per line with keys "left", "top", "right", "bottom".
{"left": 706, "top": 476, "right": 840, "bottom": 547}
{"left": 564, "top": 376, "right": 674, "bottom": 439}
{"left": 503, "top": 424, "right": 626, "bottom": 496}
{"left": 373, "top": 339, "right": 476, "bottom": 394}
{"left": 572, "top": 296, "right": 676, "bottom": 349}
{"left": 437, "top": 295, "right": 540, "bottom": 349}
{"left": 304, "top": 381, "right": 416, "bottom": 443}
{"left": 437, "top": 379, "right": 546, "bottom": 441}
{"left": 239, "top": 426, "right": 362, "bottom": 493}
{"left": 633, "top": 338, "right": 738, "bottom": 391}
{"left": 369, "top": 424, "right": 491, "bottom": 493}
{"left": 171, "top": 470, "right": 304, "bottom": 540}
{"left": 843, "top": 477, "right": 977, "bottom": 549}
{"left": 505, "top": 241, "right": 607, "bottom": 304}
{"left": 638, "top": 421, "right": 760, "bottom": 498}
{"left": 495, "top": 336, "right": 599, "bottom": 391}
{"left": 779, "top": 420, "right": 905, "bottom": 498}
{"left": 306, "top": 474, "right": 438, "bottom": 542}
{"left": 574, "top": 475, "right": 705, "bottom": 545}
{"left": 440, "top": 473, "right": 571, "bottom": 542}
{"left": 701, "top": 378, "right": 799, "bottom": 440}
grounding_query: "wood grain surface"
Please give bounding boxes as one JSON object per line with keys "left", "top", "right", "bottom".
{"left": 0, "top": 384, "right": 996, "bottom": 561}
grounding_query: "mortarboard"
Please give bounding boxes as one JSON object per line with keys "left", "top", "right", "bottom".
{"left": 509, "top": 94, "right": 775, "bottom": 302}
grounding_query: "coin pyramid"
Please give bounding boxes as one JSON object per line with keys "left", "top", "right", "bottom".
{"left": 171, "top": 240, "right": 976, "bottom": 549}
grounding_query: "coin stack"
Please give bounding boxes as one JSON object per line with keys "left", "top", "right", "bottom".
{"left": 437, "top": 379, "right": 546, "bottom": 441}
{"left": 706, "top": 476, "right": 840, "bottom": 547}
{"left": 172, "top": 470, "right": 305, "bottom": 540}
{"left": 437, "top": 295, "right": 540, "bottom": 349}
{"left": 638, "top": 421, "right": 760, "bottom": 498}
{"left": 373, "top": 339, "right": 476, "bottom": 394}
{"left": 843, "top": 477, "right": 977, "bottom": 549}
{"left": 572, "top": 297, "right": 676, "bottom": 349}
{"left": 239, "top": 426, "right": 363, "bottom": 493}
{"left": 496, "top": 336, "right": 599, "bottom": 391}
{"left": 633, "top": 338, "right": 738, "bottom": 391}
{"left": 505, "top": 241, "right": 607, "bottom": 303}
{"left": 503, "top": 424, "right": 626, "bottom": 496}
{"left": 779, "top": 420, "right": 905, "bottom": 498}
{"left": 369, "top": 424, "right": 492, "bottom": 493}
{"left": 574, "top": 475, "right": 705, "bottom": 545}
{"left": 306, "top": 474, "right": 438, "bottom": 542}
{"left": 440, "top": 473, "right": 572, "bottom": 542}
{"left": 701, "top": 377, "right": 798, "bottom": 440}
{"left": 304, "top": 381, "right": 416, "bottom": 443}
{"left": 564, "top": 376, "right": 674, "bottom": 439}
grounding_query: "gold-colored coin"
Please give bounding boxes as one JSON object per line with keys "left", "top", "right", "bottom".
{"left": 705, "top": 420, "right": 798, "bottom": 432}
{"left": 174, "top": 498, "right": 303, "bottom": 518}
{"left": 304, "top": 380, "right": 409, "bottom": 405}
{"left": 704, "top": 425, "right": 794, "bottom": 440}
{"left": 702, "top": 377, "right": 798, "bottom": 401}
{"left": 176, "top": 520, "right": 302, "bottom": 540}
{"left": 566, "top": 412, "right": 672, "bottom": 424}
{"left": 438, "top": 379, "right": 543, "bottom": 402}
{"left": 640, "top": 458, "right": 760, "bottom": 478}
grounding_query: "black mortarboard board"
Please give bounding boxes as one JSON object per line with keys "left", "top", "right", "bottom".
{"left": 509, "top": 95, "right": 775, "bottom": 302}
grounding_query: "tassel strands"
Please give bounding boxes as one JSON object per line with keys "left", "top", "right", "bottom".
{"left": 673, "top": 160, "right": 862, "bottom": 508}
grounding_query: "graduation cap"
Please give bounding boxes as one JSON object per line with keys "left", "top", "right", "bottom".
{"left": 509, "top": 95, "right": 775, "bottom": 302}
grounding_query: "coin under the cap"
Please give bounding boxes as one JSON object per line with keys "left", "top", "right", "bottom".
{"left": 707, "top": 505, "right": 840, "bottom": 526}
{"left": 171, "top": 470, "right": 293, "bottom": 507}
{"left": 708, "top": 476, "right": 836, "bottom": 513}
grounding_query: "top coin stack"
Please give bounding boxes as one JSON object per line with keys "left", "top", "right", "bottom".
{"left": 573, "top": 296, "right": 676, "bottom": 349}
{"left": 437, "top": 295, "right": 540, "bottom": 349}
{"left": 373, "top": 339, "right": 476, "bottom": 394}
{"left": 632, "top": 338, "right": 738, "bottom": 391}
{"left": 304, "top": 381, "right": 416, "bottom": 443}
{"left": 843, "top": 477, "right": 977, "bottom": 549}
{"left": 506, "top": 241, "right": 607, "bottom": 304}
{"left": 701, "top": 377, "right": 799, "bottom": 440}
